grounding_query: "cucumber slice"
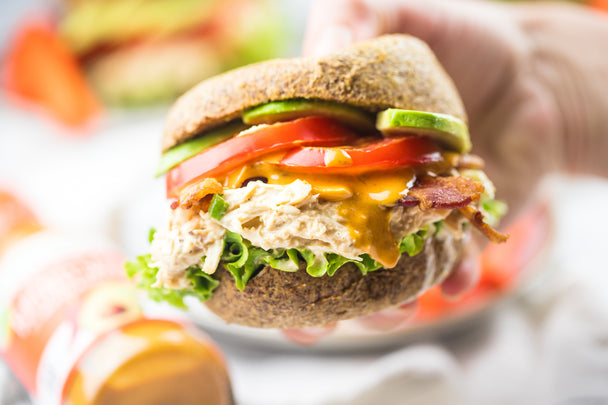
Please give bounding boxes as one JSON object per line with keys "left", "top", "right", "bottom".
{"left": 156, "top": 122, "right": 246, "bottom": 176}
{"left": 376, "top": 109, "right": 471, "bottom": 153}
{"left": 242, "top": 99, "right": 375, "bottom": 131}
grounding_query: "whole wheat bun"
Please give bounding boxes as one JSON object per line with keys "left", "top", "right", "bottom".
{"left": 163, "top": 35, "right": 469, "bottom": 328}
{"left": 162, "top": 35, "right": 465, "bottom": 151}
{"left": 205, "top": 234, "right": 465, "bottom": 329}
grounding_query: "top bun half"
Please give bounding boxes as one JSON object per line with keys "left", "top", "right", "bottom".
{"left": 162, "top": 34, "right": 465, "bottom": 152}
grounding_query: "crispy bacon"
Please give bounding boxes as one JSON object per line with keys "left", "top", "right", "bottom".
{"left": 398, "top": 176, "right": 507, "bottom": 243}
{"left": 396, "top": 195, "right": 419, "bottom": 208}
{"left": 175, "top": 178, "right": 223, "bottom": 210}
{"left": 459, "top": 206, "right": 509, "bottom": 243}
{"left": 406, "top": 176, "right": 484, "bottom": 210}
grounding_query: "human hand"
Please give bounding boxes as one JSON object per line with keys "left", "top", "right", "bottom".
{"left": 283, "top": 244, "right": 481, "bottom": 345}
{"left": 284, "top": 0, "right": 608, "bottom": 345}
{"left": 303, "top": 0, "right": 608, "bottom": 209}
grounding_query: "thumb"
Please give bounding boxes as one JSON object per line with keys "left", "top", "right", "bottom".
{"left": 440, "top": 241, "right": 481, "bottom": 300}
{"left": 302, "top": 0, "right": 450, "bottom": 57}
{"left": 302, "top": 0, "right": 525, "bottom": 125}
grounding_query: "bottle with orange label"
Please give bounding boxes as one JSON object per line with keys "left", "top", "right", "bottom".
{"left": 0, "top": 190, "right": 233, "bottom": 405}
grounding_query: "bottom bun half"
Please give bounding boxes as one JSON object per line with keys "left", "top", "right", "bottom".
{"left": 204, "top": 232, "right": 467, "bottom": 329}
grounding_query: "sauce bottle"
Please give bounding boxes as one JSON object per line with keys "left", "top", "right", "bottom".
{"left": 0, "top": 190, "right": 233, "bottom": 405}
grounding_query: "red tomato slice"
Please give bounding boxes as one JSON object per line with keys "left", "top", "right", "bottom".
{"left": 166, "top": 117, "right": 358, "bottom": 197}
{"left": 276, "top": 136, "right": 442, "bottom": 174}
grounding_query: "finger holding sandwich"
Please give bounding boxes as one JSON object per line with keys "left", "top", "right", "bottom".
{"left": 291, "top": 0, "right": 557, "bottom": 342}
{"left": 127, "top": 34, "right": 508, "bottom": 338}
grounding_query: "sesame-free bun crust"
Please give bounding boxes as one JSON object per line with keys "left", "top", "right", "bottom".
{"left": 204, "top": 234, "right": 465, "bottom": 329}
{"left": 162, "top": 35, "right": 466, "bottom": 151}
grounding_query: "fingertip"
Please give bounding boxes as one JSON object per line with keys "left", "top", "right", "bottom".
{"left": 355, "top": 300, "right": 418, "bottom": 332}
{"left": 282, "top": 323, "right": 337, "bottom": 346}
{"left": 304, "top": 24, "right": 354, "bottom": 57}
{"left": 440, "top": 254, "right": 481, "bottom": 301}
{"left": 302, "top": 0, "right": 380, "bottom": 57}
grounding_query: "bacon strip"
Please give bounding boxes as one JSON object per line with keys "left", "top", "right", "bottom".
{"left": 459, "top": 205, "right": 509, "bottom": 243}
{"left": 397, "top": 194, "right": 419, "bottom": 208}
{"left": 176, "top": 178, "right": 223, "bottom": 210}
{"left": 405, "top": 176, "right": 484, "bottom": 210}
{"left": 399, "top": 176, "right": 508, "bottom": 243}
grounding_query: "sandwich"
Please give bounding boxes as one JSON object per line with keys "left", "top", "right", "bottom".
{"left": 58, "top": 0, "right": 287, "bottom": 105}
{"left": 127, "top": 35, "right": 508, "bottom": 329}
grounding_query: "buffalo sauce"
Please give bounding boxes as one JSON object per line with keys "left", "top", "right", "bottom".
{"left": 222, "top": 161, "right": 418, "bottom": 268}
{"left": 0, "top": 191, "right": 232, "bottom": 405}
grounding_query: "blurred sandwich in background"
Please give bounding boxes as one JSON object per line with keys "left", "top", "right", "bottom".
{"left": 58, "top": 0, "right": 290, "bottom": 106}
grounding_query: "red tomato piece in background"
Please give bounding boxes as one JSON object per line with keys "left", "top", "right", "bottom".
{"left": 3, "top": 16, "right": 101, "bottom": 127}
{"left": 480, "top": 202, "right": 550, "bottom": 289}
{"left": 277, "top": 136, "right": 442, "bottom": 174}
{"left": 414, "top": 202, "right": 551, "bottom": 324}
{"left": 166, "top": 117, "right": 359, "bottom": 197}
{"left": 416, "top": 284, "right": 496, "bottom": 323}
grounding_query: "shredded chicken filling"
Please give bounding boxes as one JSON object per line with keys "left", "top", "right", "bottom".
{"left": 151, "top": 180, "right": 462, "bottom": 289}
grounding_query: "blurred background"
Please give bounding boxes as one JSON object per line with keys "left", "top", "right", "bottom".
{"left": 1, "top": 0, "right": 608, "bottom": 404}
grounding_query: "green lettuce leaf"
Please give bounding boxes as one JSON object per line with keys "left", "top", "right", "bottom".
{"left": 220, "top": 231, "right": 389, "bottom": 285}
{"left": 125, "top": 254, "right": 218, "bottom": 309}
{"left": 460, "top": 169, "right": 507, "bottom": 226}
{"left": 217, "top": 225, "right": 433, "bottom": 289}
{"left": 481, "top": 199, "right": 508, "bottom": 227}
{"left": 129, "top": 226, "right": 435, "bottom": 306}
{"left": 399, "top": 225, "right": 428, "bottom": 256}
{"left": 222, "top": 231, "right": 264, "bottom": 290}
{"left": 209, "top": 194, "right": 229, "bottom": 220}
